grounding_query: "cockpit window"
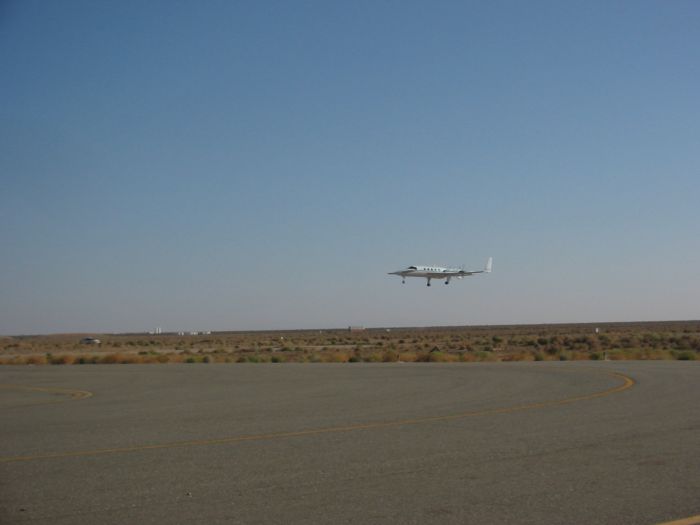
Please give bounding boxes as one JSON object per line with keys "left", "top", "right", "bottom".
{"left": 408, "top": 266, "right": 417, "bottom": 270}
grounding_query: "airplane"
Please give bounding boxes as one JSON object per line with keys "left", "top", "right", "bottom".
{"left": 388, "top": 257, "right": 492, "bottom": 286}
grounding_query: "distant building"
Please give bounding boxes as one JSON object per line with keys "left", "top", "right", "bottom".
{"left": 80, "top": 337, "right": 101, "bottom": 345}
{"left": 348, "top": 326, "right": 365, "bottom": 332}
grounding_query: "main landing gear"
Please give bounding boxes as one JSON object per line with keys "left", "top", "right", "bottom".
{"left": 426, "top": 278, "right": 431, "bottom": 287}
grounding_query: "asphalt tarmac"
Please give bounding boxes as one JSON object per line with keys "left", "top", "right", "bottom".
{"left": 1, "top": 362, "right": 699, "bottom": 524}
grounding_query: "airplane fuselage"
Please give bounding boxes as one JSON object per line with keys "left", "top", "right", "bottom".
{"left": 390, "top": 266, "right": 457, "bottom": 278}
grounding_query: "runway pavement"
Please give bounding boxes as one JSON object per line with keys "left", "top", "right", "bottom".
{"left": 1, "top": 362, "right": 699, "bottom": 524}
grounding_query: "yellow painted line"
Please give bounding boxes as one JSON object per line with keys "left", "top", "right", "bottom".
{"left": 0, "top": 370, "right": 634, "bottom": 464}
{"left": 0, "top": 384, "right": 93, "bottom": 407}
{"left": 656, "top": 516, "right": 700, "bottom": 525}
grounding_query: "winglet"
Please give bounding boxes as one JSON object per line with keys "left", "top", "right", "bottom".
{"left": 485, "top": 257, "right": 493, "bottom": 273}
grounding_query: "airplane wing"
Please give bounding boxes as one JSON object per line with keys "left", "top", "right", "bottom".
{"left": 425, "top": 271, "right": 452, "bottom": 278}
{"left": 454, "top": 257, "right": 493, "bottom": 276}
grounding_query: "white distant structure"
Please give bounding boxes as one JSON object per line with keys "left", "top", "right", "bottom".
{"left": 175, "top": 330, "right": 211, "bottom": 336}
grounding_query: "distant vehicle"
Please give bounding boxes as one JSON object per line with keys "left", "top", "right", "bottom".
{"left": 80, "top": 337, "right": 101, "bottom": 345}
{"left": 388, "top": 257, "right": 492, "bottom": 286}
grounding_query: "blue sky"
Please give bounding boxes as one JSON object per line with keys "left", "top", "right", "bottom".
{"left": 1, "top": 1, "right": 698, "bottom": 334}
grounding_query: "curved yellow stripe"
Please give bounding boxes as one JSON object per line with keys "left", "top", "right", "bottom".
{"left": 656, "top": 516, "right": 700, "bottom": 525}
{"left": 0, "top": 384, "right": 93, "bottom": 407}
{"left": 0, "top": 369, "right": 634, "bottom": 464}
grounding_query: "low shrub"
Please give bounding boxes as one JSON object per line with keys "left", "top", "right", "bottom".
{"left": 427, "top": 351, "right": 448, "bottom": 362}
{"left": 49, "top": 354, "right": 73, "bottom": 365}
{"left": 325, "top": 352, "right": 349, "bottom": 363}
{"left": 382, "top": 351, "right": 399, "bottom": 362}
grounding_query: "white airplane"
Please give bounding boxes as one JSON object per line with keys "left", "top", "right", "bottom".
{"left": 389, "top": 257, "right": 492, "bottom": 286}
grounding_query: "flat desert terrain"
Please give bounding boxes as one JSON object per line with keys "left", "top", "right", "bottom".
{"left": 2, "top": 321, "right": 699, "bottom": 364}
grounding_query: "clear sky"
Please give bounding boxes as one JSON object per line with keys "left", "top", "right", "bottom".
{"left": 1, "top": 1, "right": 698, "bottom": 334}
